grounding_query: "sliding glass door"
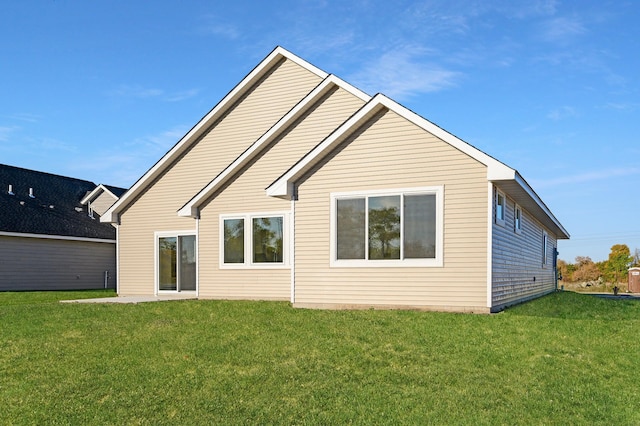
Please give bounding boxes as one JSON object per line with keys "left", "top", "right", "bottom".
{"left": 158, "top": 234, "right": 196, "bottom": 292}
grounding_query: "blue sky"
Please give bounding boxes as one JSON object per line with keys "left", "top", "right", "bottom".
{"left": 1, "top": 0, "right": 638, "bottom": 262}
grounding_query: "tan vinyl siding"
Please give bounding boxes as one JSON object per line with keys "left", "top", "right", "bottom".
{"left": 198, "top": 87, "right": 366, "bottom": 299}
{"left": 294, "top": 109, "right": 489, "bottom": 311}
{"left": 117, "top": 59, "right": 322, "bottom": 295}
{"left": 0, "top": 235, "right": 116, "bottom": 291}
{"left": 491, "top": 188, "right": 557, "bottom": 308}
{"left": 91, "top": 191, "right": 118, "bottom": 217}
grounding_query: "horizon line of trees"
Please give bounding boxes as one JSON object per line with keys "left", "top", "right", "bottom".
{"left": 558, "top": 244, "right": 640, "bottom": 284}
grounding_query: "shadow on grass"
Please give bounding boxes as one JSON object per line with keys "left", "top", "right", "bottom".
{"left": 506, "top": 290, "right": 640, "bottom": 321}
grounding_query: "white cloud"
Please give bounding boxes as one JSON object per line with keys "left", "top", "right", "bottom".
{"left": 0, "top": 126, "right": 18, "bottom": 142}
{"left": 133, "top": 126, "right": 190, "bottom": 152}
{"left": 547, "top": 106, "right": 578, "bottom": 121}
{"left": 348, "top": 47, "right": 460, "bottom": 99}
{"left": 108, "top": 85, "right": 199, "bottom": 102}
{"left": 531, "top": 167, "right": 640, "bottom": 189}
{"left": 539, "top": 16, "right": 586, "bottom": 44}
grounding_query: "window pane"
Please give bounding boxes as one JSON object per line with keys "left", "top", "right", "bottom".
{"left": 179, "top": 235, "right": 196, "bottom": 291}
{"left": 224, "top": 218, "right": 245, "bottom": 263}
{"left": 336, "top": 198, "right": 365, "bottom": 259}
{"left": 158, "top": 237, "right": 177, "bottom": 291}
{"left": 368, "top": 195, "right": 400, "bottom": 260}
{"left": 497, "top": 192, "right": 505, "bottom": 221}
{"left": 253, "top": 217, "right": 283, "bottom": 263}
{"left": 404, "top": 194, "right": 436, "bottom": 258}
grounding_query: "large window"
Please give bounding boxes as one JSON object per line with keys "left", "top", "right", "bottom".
{"left": 331, "top": 187, "right": 443, "bottom": 267}
{"left": 221, "top": 213, "right": 287, "bottom": 268}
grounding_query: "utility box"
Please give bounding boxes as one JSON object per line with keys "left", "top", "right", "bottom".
{"left": 629, "top": 267, "right": 640, "bottom": 293}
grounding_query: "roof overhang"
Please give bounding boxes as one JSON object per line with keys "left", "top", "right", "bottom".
{"left": 266, "top": 93, "right": 569, "bottom": 239}
{"left": 81, "top": 184, "right": 118, "bottom": 205}
{"left": 493, "top": 173, "right": 570, "bottom": 239}
{"left": 267, "top": 94, "right": 516, "bottom": 198}
{"left": 101, "top": 46, "right": 328, "bottom": 224}
{"left": 177, "top": 74, "right": 370, "bottom": 218}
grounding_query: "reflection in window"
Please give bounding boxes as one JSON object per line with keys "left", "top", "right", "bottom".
{"left": 223, "top": 218, "right": 245, "bottom": 263}
{"left": 335, "top": 191, "right": 438, "bottom": 262}
{"left": 368, "top": 195, "right": 400, "bottom": 260}
{"left": 253, "top": 217, "right": 283, "bottom": 263}
{"left": 336, "top": 198, "right": 365, "bottom": 259}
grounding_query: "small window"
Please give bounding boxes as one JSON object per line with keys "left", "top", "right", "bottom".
{"left": 495, "top": 189, "right": 505, "bottom": 226}
{"left": 514, "top": 204, "right": 522, "bottom": 234}
{"left": 221, "top": 213, "right": 287, "bottom": 268}
{"left": 542, "top": 231, "right": 548, "bottom": 266}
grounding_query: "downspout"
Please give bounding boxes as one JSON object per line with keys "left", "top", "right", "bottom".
{"left": 196, "top": 216, "right": 200, "bottom": 298}
{"left": 290, "top": 196, "right": 296, "bottom": 305}
{"left": 486, "top": 182, "right": 494, "bottom": 311}
{"left": 115, "top": 223, "right": 120, "bottom": 295}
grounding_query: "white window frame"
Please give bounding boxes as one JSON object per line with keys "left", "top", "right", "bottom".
{"left": 219, "top": 211, "right": 290, "bottom": 269}
{"left": 495, "top": 188, "right": 506, "bottom": 226}
{"left": 542, "top": 230, "right": 549, "bottom": 267}
{"left": 330, "top": 186, "right": 444, "bottom": 268}
{"left": 514, "top": 204, "right": 522, "bottom": 234}
{"left": 154, "top": 230, "right": 197, "bottom": 294}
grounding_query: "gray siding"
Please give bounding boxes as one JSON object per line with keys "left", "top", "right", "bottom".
{"left": 491, "top": 186, "right": 557, "bottom": 309}
{"left": 0, "top": 235, "right": 116, "bottom": 291}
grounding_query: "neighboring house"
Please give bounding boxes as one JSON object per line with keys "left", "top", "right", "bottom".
{"left": 0, "top": 164, "right": 125, "bottom": 291}
{"left": 102, "top": 47, "right": 569, "bottom": 313}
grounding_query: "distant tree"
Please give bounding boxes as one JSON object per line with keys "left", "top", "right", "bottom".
{"left": 633, "top": 248, "right": 640, "bottom": 267}
{"left": 557, "top": 259, "right": 575, "bottom": 282}
{"left": 572, "top": 256, "right": 600, "bottom": 282}
{"left": 604, "top": 244, "right": 633, "bottom": 283}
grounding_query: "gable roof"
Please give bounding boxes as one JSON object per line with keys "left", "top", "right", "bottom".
{"left": 0, "top": 164, "right": 117, "bottom": 240}
{"left": 177, "top": 74, "right": 370, "bottom": 218}
{"left": 80, "top": 183, "right": 127, "bottom": 205}
{"left": 101, "top": 46, "right": 328, "bottom": 224}
{"left": 266, "top": 94, "right": 570, "bottom": 239}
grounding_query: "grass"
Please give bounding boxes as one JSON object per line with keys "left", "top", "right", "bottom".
{"left": 1, "top": 290, "right": 640, "bottom": 424}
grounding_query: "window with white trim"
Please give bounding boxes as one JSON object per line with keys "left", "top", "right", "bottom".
{"left": 542, "top": 230, "right": 549, "bottom": 266}
{"left": 514, "top": 204, "right": 522, "bottom": 234}
{"left": 221, "top": 213, "right": 287, "bottom": 268}
{"left": 331, "top": 187, "right": 443, "bottom": 267}
{"left": 495, "top": 189, "right": 505, "bottom": 226}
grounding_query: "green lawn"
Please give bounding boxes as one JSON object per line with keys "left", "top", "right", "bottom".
{"left": 1, "top": 290, "right": 639, "bottom": 425}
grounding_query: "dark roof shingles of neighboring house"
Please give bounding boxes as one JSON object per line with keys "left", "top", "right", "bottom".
{"left": 103, "top": 184, "right": 127, "bottom": 198}
{"left": 0, "top": 164, "right": 117, "bottom": 240}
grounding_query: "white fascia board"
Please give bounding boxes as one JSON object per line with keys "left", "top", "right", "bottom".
{"left": 267, "top": 94, "right": 388, "bottom": 198}
{"left": 513, "top": 172, "right": 570, "bottom": 239}
{"left": 374, "top": 95, "right": 516, "bottom": 180}
{"left": 0, "top": 231, "right": 116, "bottom": 244}
{"left": 103, "top": 46, "right": 328, "bottom": 224}
{"left": 267, "top": 93, "right": 516, "bottom": 198}
{"left": 80, "top": 185, "right": 105, "bottom": 205}
{"left": 178, "top": 74, "right": 371, "bottom": 217}
{"left": 81, "top": 184, "right": 120, "bottom": 205}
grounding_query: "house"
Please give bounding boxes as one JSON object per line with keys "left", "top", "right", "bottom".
{"left": 102, "top": 47, "right": 569, "bottom": 313}
{"left": 0, "top": 164, "right": 125, "bottom": 291}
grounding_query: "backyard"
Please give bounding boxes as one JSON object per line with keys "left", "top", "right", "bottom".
{"left": 1, "top": 290, "right": 639, "bottom": 424}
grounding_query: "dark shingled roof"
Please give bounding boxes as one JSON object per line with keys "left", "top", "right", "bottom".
{"left": 0, "top": 164, "right": 118, "bottom": 240}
